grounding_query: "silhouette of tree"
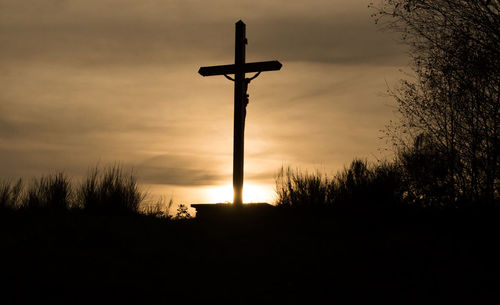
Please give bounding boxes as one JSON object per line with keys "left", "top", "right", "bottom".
{"left": 372, "top": 0, "right": 500, "bottom": 205}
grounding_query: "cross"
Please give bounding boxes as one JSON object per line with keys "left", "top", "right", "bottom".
{"left": 198, "top": 20, "right": 282, "bottom": 206}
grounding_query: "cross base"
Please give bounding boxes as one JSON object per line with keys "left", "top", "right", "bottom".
{"left": 191, "top": 203, "right": 275, "bottom": 220}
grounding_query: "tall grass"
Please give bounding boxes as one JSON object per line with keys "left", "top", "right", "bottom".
{"left": 275, "top": 167, "right": 332, "bottom": 207}
{"left": 23, "top": 173, "right": 73, "bottom": 210}
{"left": 141, "top": 197, "right": 174, "bottom": 218}
{"left": 275, "top": 159, "right": 403, "bottom": 209}
{"left": 78, "top": 166, "right": 145, "bottom": 215}
{"left": 0, "top": 165, "right": 152, "bottom": 216}
{"left": 0, "top": 179, "right": 23, "bottom": 210}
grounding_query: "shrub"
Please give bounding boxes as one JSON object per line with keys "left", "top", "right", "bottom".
{"left": 173, "top": 204, "right": 192, "bottom": 219}
{"left": 275, "top": 159, "right": 403, "bottom": 209}
{"left": 78, "top": 166, "right": 145, "bottom": 215}
{"left": 396, "top": 134, "right": 464, "bottom": 208}
{"left": 333, "top": 160, "right": 403, "bottom": 208}
{"left": 275, "top": 166, "right": 332, "bottom": 208}
{"left": 333, "top": 159, "right": 372, "bottom": 205}
{"left": 22, "top": 173, "right": 72, "bottom": 210}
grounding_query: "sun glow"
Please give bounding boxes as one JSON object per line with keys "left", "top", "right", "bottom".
{"left": 207, "top": 183, "right": 275, "bottom": 204}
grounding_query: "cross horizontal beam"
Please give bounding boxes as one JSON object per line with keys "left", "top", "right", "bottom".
{"left": 198, "top": 60, "right": 282, "bottom": 77}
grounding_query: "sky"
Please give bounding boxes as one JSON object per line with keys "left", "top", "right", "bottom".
{"left": 0, "top": 0, "right": 408, "bottom": 205}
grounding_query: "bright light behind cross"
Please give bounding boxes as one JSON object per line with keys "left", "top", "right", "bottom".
{"left": 207, "top": 183, "right": 275, "bottom": 204}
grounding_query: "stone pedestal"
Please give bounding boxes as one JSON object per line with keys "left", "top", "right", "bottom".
{"left": 191, "top": 203, "right": 274, "bottom": 220}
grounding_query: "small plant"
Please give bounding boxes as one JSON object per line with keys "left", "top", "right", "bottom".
{"left": 173, "top": 204, "right": 191, "bottom": 219}
{"left": 142, "top": 197, "right": 174, "bottom": 218}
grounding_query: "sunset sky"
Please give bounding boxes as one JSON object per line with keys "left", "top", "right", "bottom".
{"left": 0, "top": 0, "right": 408, "bottom": 204}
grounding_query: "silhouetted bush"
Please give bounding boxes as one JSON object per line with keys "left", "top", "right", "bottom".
{"left": 173, "top": 203, "right": 192, "bottom": 219}
{"left": 396, "top": 134, "right": 461, "bottom": 208}
{"left": 0, "top": 165, "right": 169, "bottom": 218}
{"left": 370, "top": 161, "right": 404, "bottom": 206}
{"left": 333, "top": 159, "right": 372, "bottom": 205}
{"left": 22, "top": 173, "right": 72, "bottom": 211}
{"left": 276, "top": 159, "right": 403, "bottom": 210}
{"left": 333, "top": 160, "right": 403, "bottom": 209}
{"left": 0, "top": 179, "right": 23, "bottom": 210}
{"left": 275, "top": 166, "right": 332, "bottom": 207}
{"left": 78, "top": 166, "right": 145, "bottom": 215}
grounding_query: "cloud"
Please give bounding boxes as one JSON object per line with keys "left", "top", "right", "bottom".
{"left": 137, "top": 154, "right": 229, "bottom": 186}
{"left": 0, "top": 0, "right": 406, "bottom": 68}
{"left": 249, "top": 18, "right": 407, "bottom": 65}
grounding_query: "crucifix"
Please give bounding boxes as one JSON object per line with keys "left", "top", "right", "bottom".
{"left": 198, "top": 20, "right": 282, "bottom": 206}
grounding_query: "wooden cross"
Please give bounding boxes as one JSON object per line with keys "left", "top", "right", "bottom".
{"left": 198, "top": 20, "right": 282, "bottom": 206}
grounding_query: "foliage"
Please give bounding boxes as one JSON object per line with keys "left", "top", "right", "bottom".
{"left": 371, "top": 0, "right": 500, "bottom": 205}
{"left": 335, "top": 160, "right": 402, "bottom": 208}
{"left": 23, "top": 173, "right": 73, "bottom": 210}
{"left": 275, "top": 160, "right": 403, "bottom": 209}
{"left": 0, "top": 179, "right": 23, "bottom": 210}
{"left": 142, "top": 197, "right": 174, "bottom": 218}
{"left": 173, "top": 204, "right": 192, "bottom": 219}
{"left": 275, "top": 166, "right": 332, "bottom": 207}
{"left": 0, "top": 165, "right": 173, "bottom": 218}
{"left": 78, "top": 166, "right": 145, "bottom": 215}
{"left": 396, "top": 134, "right": 459, "bottom": 207}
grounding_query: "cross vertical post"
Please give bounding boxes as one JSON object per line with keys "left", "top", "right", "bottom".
{"left": 233, "top": 21, "right": 246, "bottom": 206}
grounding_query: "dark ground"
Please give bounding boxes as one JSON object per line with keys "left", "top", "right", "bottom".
{"left": 1, "top": 206, "right": 499, "bottom": 304}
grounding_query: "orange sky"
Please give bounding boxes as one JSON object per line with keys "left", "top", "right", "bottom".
{"left": 0, "top": 0, "right": 408, "bottom": 204}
